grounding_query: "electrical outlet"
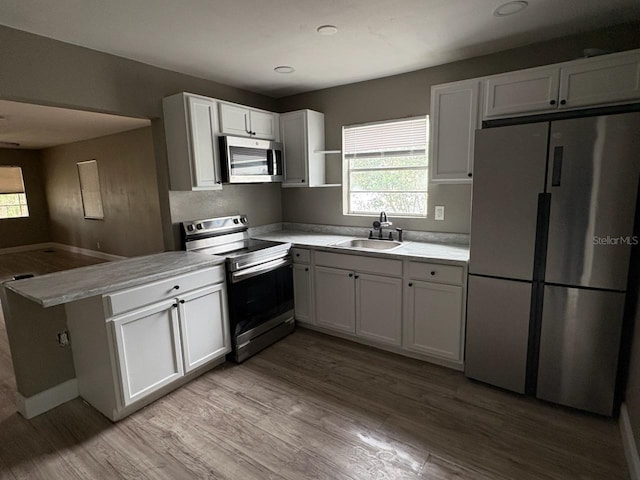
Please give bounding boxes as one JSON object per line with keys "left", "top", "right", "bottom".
{"left": 96, "top": 241, "right": 101, "bottom": 250}
{"left": 57, "top": 331, "right": 70, "bottom": 347}
{"left": 435, "top": 206, "right": 445, "bottom": 221}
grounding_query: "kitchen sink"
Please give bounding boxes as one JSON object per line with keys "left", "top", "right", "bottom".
{"left": 331, "top": 238, "right": 403, "bottom": 251}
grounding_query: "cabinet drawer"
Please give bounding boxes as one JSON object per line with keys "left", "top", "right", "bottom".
{"left": 292, "top": 248, "right": 311, "bottom": 264}
{"left": 105, "top": 266, "right": 225, "bottom": 317}
{"left": 315, "top": 251, "right": 402, "bottom": 277}
{"left": 408, "top": 262, "right": 463, "bottom": 285}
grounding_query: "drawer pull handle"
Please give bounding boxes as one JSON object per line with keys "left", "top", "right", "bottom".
{"left": 172, "top": 303, "right": 178, "bottom": 308}
{"left": 348, "top": 273, "right": 353, "bottom": 278}
{"left": 408, "top": 282, "right": 413, "bottom": 287}
{"left": 430, "top": 271, "right": 436, "bottom": 275}
{"left": 179, "top": 300, "right": 185, "bottom": 304}
{"left": 296, "top": 253, "right": 300, "bottom": 257}
{"left": 173, "top": 285, "right": 180, "bottom": 290}
{"left": 305, "top": 267, "right": 309, "bottom": 272}
{"left": 354, "top": 274, "right": 359, "bottom": 279}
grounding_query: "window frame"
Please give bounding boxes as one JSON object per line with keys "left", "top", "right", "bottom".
{"left": 341, "top": 116, "right": 429, "bottom": 218}
{"left": 0, "top": 166, "right": 29, "bottom": 219}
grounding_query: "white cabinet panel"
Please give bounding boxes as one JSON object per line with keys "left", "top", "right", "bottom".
{"left": 219, "top": 103, "right": 278, "bottom": 140}
{"left": 178, "top": 284, "right": 230, "bottom": 373}
{"left": 559, "top": 52, "right": 640, "bottom": 109}
{"left": 430, "top": 80, "right": 479, "bottom": 183}
{"left": 314, "top": 266, "right": 355, "bottom": 333}
{"left": 163, "top": 93, "right": 222, "bottom": 191}
{"left": 405, "top": 281, "right": 463, "bottom": 361}
{"left": 219, "top": 103, "right": 250, "bottom": 137}
{"left": 280, "top": 109, "right": 329, "bottom": 187}
{"left": 112, "top": 301, "right": 184, "bottom": 407}
{"left": 250, "top": 110, "right": 278, "bottom": 139}
{"left": 293, "top": 264, "right": 313, "bottom": 324}
{"left": 484, "top": 67, "right": 560, "bottom": 118}
{"left": 356, "top": 274, "right": 402, "bottom": 346}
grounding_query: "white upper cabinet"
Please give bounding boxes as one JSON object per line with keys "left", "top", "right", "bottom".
{"left": 430, "top": 80, "right": 480, "bottom": 183}
{"left": 219, "top": 102, "right": 279, "bottom": 140}
{"left": 163, "top": 93, "right": 223, "bottom": 191}
{"left": 280, "top": 109, "right": 330, "bottom": 187}
{"left": 558, "top": 51, "right": 640, "bottom": 109}
{"left": 482, "top": 49, "right": 640, "bottom": 119}
{"left": 483, "top": 66, "right": 560, "bottom": 118}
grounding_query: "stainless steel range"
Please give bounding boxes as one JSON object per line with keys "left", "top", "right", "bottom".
{"left": 182, "top": 215, "right": 294, "bottom": 362}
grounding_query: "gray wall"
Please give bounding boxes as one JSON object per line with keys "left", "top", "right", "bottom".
{"left": 0, "top": 25, "right": 281, "bottom": 251}
{"left": 42, "top": 127, "right": 164, "bottom": 257}
{"left": 278, "top": 22, "right": 640, "bottom": 234}
{"left": 0, "top": 149, "right": 51, "bottom": 248}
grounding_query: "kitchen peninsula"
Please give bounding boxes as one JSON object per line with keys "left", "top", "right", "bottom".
{"left": 0, "top": 251, "right": 229, "bottom": 420}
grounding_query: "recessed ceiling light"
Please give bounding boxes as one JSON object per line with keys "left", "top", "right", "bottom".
{"left": 493, "top": 1, "right": 528, "bottom": 16}
{"left": 274, "top": 66, "right": 295, "bottom": 74}
{"left": 317, "top": 25, "right": 338, "bottom": 36}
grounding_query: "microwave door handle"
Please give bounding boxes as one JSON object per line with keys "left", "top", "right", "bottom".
{"left": 267, "top": 149, "right": 274, "bottom": 175}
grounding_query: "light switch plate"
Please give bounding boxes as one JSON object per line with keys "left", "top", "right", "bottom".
{"left": 435, "top": 206, "right": 445, "bottom": 221}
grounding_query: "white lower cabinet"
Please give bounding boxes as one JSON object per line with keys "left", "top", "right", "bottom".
{"left": 292, "top": 264, "right": 313, "bottom": 324}
{"left": 315, "top": 266, "right": 356, "bottom": 333}
{"left": 404, "top": 280, "right": 463, "bottom": 361}
{"left": 178, "top": 283, "right": 229, "bottom": 373}
{"left": 112, "top": 300, "right": 184, "bottom": 407}
{"left": 66, "top": 266, "right": 230, "bottom": 421}
{"left": 356, "top": 273, "right": 402, "bottom": 346}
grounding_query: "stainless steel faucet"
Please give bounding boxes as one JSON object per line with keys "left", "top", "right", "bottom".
{"left": 371, "top": 211, "right": 393, "bottom": 239}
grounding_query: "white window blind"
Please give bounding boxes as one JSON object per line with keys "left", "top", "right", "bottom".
{"left": 0, "top": 166, "right": 25, "bottom": 194}
{"left": 344, "top": 118, "right": 428, "bottom": 158}
{"left": 343, "top": 116, "right": 429, "bottom": 217}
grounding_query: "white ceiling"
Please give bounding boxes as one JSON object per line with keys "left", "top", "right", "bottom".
{"left": 1, "top": 0, "right": 639, "bottom": 98}
{"left": 0, "top": 100, "right": 150, "bottom": 149}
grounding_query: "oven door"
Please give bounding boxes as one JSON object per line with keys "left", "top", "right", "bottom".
{"left": 226, "top": 258, "right": 294, "bottom": 339}
{"left": 220, "top": 135, "right": 283, "bottom": 183}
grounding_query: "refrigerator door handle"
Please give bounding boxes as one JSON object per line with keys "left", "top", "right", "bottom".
{"left": 551, "top": 146, "right": 563, "bottom": 187}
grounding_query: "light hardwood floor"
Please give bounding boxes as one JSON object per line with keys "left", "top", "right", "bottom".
{"left": 0, "top": 250, "right": 630, "bottom": 479}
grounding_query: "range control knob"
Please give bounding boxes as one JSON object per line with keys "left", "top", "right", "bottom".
{"left": 240, "top": 216, "right": 248, "bottom": 224}
{"left": 233, "top": 218, "right": 239, "bottom": 224}
{"left": 186, "top": 225, "right": 195, "bottom": 232}
{"left": 195, "top": 223, "right": 204, "bottom": 230}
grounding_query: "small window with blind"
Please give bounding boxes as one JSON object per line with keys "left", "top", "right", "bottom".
{"left": 342, "top": 116, "right": 429, "bottom": 217}
{"left": 0, "top": 166, "right": 29, "bottom": 219}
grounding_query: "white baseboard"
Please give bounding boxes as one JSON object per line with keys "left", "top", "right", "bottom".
{"left": 51, "top": 243, "right": 125, "bottom": 261}
{"left": 15, "top": 379, "right": 78, "bottom": 419}
{"left": 0, "top": 241, "right": 125, "bottom": 261}
{"left": 0, "top": 242, "right": 55, "bottom": 255}
{"left": 620, "top": 403, "right": 640, "bottom": 480}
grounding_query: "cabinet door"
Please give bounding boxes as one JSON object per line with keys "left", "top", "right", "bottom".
{"left": 293, "top": 264, "right": 313, "bottom": 324}
{"left": 314, "top": 266, "right": 355, "bottom": 333}
{"left": 484, "top": 67, "right": 560, "bottom": 118}
{"left": 111, "top": 301, "right": 184, "bottom": 407}
{"left": 430, "top": 81, "right": 479, "bottom": 183}
{"left": 250, "top": 111, "right": 278, "bottom": 140}
{"left": 559, "top": 52, "right": 640, "bottom": 109}
{"left": 187, "top": 95, "right": 222, "bottom": 189}
{"left": 178, "top": 283, "right": 230, "bottom": 373}
{"left": 219, "top": 103, "right": 250, "bottom": 136}
{"left": 356, "top": 273, "right": 402, "bottom": 346}
{"left": 280, "top": 111, "right": 308, "bottom": 187}
{"left": 404, "top": 281, "right": 462, "bottom": 361}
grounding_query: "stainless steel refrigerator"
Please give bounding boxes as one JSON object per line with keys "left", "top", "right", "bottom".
{"left": 465, "top": 112, "right": 640, "bottom": 416}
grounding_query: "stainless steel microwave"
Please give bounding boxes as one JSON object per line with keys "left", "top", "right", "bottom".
{"left": 219, "top": 135, "right": 283, "bottom": 183}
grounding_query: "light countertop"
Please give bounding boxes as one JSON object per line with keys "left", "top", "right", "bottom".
{"left": 252, "top": 230, "right": 469, "bottom": 265}
{"left": 2, "top": 251, "right": 225, "bottom": 308}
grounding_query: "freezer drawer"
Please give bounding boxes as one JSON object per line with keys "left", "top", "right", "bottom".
{"left": 545, "top": 113, "right": 640, "bottom": 290}
{"left": 465, "top": 275, "right": 532, "bottom": 393}
{"left": 537, "top": 285, "right": 625, "bottom": 416}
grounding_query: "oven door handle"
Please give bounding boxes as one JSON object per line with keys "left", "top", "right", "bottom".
{"left": 230, "top": 256, "right": 292, "bottom": 283}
